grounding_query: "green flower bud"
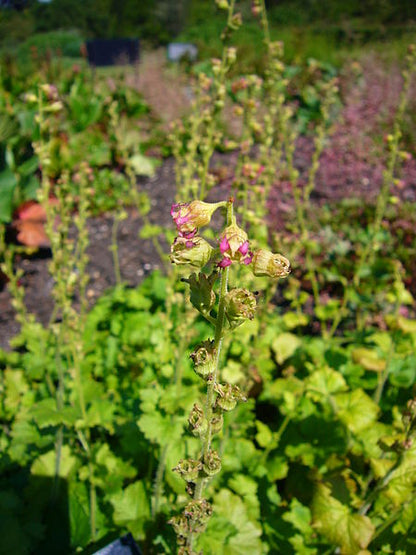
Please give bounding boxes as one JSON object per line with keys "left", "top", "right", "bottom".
{"left": 170, "top": 236, "right": 214, "bottom": 268}
{"left": 214, "top": 383, "right": 247, "bottom": 411}
{"left": 188, "top": 403, "right": 208, "bottom": 436}
{"left": 224, "top": 288, "right": 256, "bottom": 326}
{"left": 215, "top": 0, "right": 229, "bottom": 9}
{"left": 251, "top": 249, "right": 291, "bottom": 278}
{"left": 182, "top": 272, "right": 217, "bottom": 314}
{"left": 173, "top": 458, "right": 202, "bottom": 482}
{"left": 190, "top": 340, "right": 216, "bottom": 378}
{"left": 202, "top": 450, "right": 222, "bottom": 476}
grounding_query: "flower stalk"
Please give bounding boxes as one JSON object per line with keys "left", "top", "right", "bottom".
{"left": 168, "top": 198, "right": 290, "bottom": 552}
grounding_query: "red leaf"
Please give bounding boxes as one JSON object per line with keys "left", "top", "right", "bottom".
{"left": 13, "top": 220, "right": 51, "bottom": 248}
{"left": 15, "top": 201, "right": 47, "bottom": 222}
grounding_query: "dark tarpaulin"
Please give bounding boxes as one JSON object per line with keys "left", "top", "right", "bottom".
{"left": 86, "top": 39, "right": 140, "bottom": 67}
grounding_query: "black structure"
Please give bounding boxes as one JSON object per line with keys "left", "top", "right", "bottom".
{"left": 93, "top": 533, "right": 142, "bottom": 555}
{"left": 85, "top": 38, "right": 140, "bottom": 67}
{"left": 0, "top": 0, "right": 28, "bottom": 8}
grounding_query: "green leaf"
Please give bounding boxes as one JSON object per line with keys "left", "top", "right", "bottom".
{"left": 228, "top": 474, "right": 260, "bottom": 519}
{"left": 255, "top": 421, "right": 274, "bottom": 448}
{"left": 306, "top": 367, "right": 347, "bottom": 398}
{"left": 128, "top": 153, "right": 155, "bottom": 176}
{"left": 393, "top": 496, "right": 416, "bottom": 534}
{"left": 334, "top": 389, "right": 379, "bottom": 433}
{"left": 283, "top": 312, "right": 309, "bottom": 329}
{"left": 137, "top": 412, "right": 174, "bottom": 445}
{"left": 18, "top": 156, "right": 39, "bottom": 177}
{"left": 388, "top": 355, "right": 416, "bottom": 388}
{"left": 0, "top": 168, "right": 17, "bottom": 222}
{"left": 109, "top": 481, "right": 150, "bottom": 539}
{"left": 29, "top": 399, "right": 79, "bottom": 428}
{"left": 86, "top": 399, "right": 116, "bottom": 431}
{"left": 265, "top": 454, "right": 289, "bottom": 481}
{"left": 9, "top": 418, "right": 41, "bottom": 462}
{"left": 69, "top": 481, "right": 91, "bottom": 549}
{"left": 311, "top": 483, "right": 375, "bottom": 554}
{"left": 282, "top": 498, "right": 313, "bottom": 536}
{"left": 31, "top": 446, "right": 77, "bottom": 478}
{"left": 197, "top": 489, "right": 264, "bottom": 554}
{"left": 272, "top": 333, "right": 301, "bottom": 365}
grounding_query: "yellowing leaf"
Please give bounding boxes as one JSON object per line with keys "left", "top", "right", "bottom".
{"left": 351, "top": 348, "right": 386, "bottom": 372}
{"left": 272, "top": 333, "right": 301, "bottom": 365}
{"left": 383, "top": 445, "right": 416, "bottom": 507}
{"left": 397, "top": 317, "right": 416, "bottom": 334}
{"left": 311, "top": 483, "right": 375, "bottom": 554}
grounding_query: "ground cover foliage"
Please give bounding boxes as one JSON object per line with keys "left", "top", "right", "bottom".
{"left": 1, "top": 1, "right": 416, "bottom": 554}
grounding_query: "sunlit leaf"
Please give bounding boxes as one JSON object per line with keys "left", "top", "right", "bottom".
{"left": 311, "top": 483, "right": 375, "bottom": 554}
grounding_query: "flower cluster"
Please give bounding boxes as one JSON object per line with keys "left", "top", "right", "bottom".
{"left": 170, "top": 199, "right": 291, "bottom": 279}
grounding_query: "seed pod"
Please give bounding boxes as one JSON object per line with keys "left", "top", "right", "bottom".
{"left": 190, "top": 340, "right": 216, "bottom": 378}
{"left": 214, "top": 382, "right": 247, "bottom": 412}
{"left": 202, "top": 450, "right": 222, "bottom": 476}
{"left": 184, "top": 499, "right": 213, "bottom": 534}
{"left": 172, "top": 458, "right": 202, "bottom": 482}
{"left": 211, "top": 412, "right": 224, "bottom": 434}
{"left": 188, "top": 403, "right": 208, "bottom": 436}
{"left": 224, "top": 288, "right": 256, "bottom": 326}
{"left": 251, "top": 249, "right": 291, "bottom": 278}
{"left": 170, "top": 236, "right": 214, "bottom": 268}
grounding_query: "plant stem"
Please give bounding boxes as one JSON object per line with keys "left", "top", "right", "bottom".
{"left": 187, "top": 202, "right": 232, "bottom": 552}
{"left": 111, "top": 213, "right": 122, "bottom": 285}
{"left": 358, "top": 455, "right": 402, "bottom": 516}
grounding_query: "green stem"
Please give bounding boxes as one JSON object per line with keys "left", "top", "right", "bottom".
{"left": 111, "top": 214, "right": 122, "bottom": 285}
{"left": 152, "top": 442, "right": 170, "bottom": 518}
{"left": 188, "top": 201, "right": 233, "bottom": 552}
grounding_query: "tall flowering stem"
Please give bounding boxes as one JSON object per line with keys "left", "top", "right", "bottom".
{"left": 168, "top": 198, "right": 290, "bottom": 554}
{"left": 194, "top": 201, "right": 232, "bottom": 503}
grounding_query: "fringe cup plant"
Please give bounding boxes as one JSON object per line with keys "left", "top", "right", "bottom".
{"left": 168, "top": 198, "right": 290, "bottom": 553}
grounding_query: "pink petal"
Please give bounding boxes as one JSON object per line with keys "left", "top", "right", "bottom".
{"left": 218, "top": 257, "right": 232, "bottom": 268}
{"left": 220, "top": 236, "right": 230, "bottom": 254}
{"left": 170, "top": 203, "right": 180, "bottom": 217}
{"left": 238, "top": 241, "right": 249, "bottom": 256}
{"left": 179, "top": 228, "right": 198, "bottom": 239}
{"left": 242, "top": 253, "right": 253, "bottom": 265}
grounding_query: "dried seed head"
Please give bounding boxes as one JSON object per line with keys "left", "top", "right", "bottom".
{"left": 251, "top": 249, "right": 291, "bottom": 278}
{"left": 190, "top": 340, "right": 217, "bottom": 378}
{"left": 170, "top": 236, "right": 214, "bottom": 268}
{"left": 224, "top": 288, "right": 256, "bottom": 325}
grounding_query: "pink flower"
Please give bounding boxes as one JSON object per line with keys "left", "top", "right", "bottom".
{"left": 171, "top": 201, "right": 223, "bottom": 237}
{"left": 218, "top": 218, "right": 252, "bottom": 268}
